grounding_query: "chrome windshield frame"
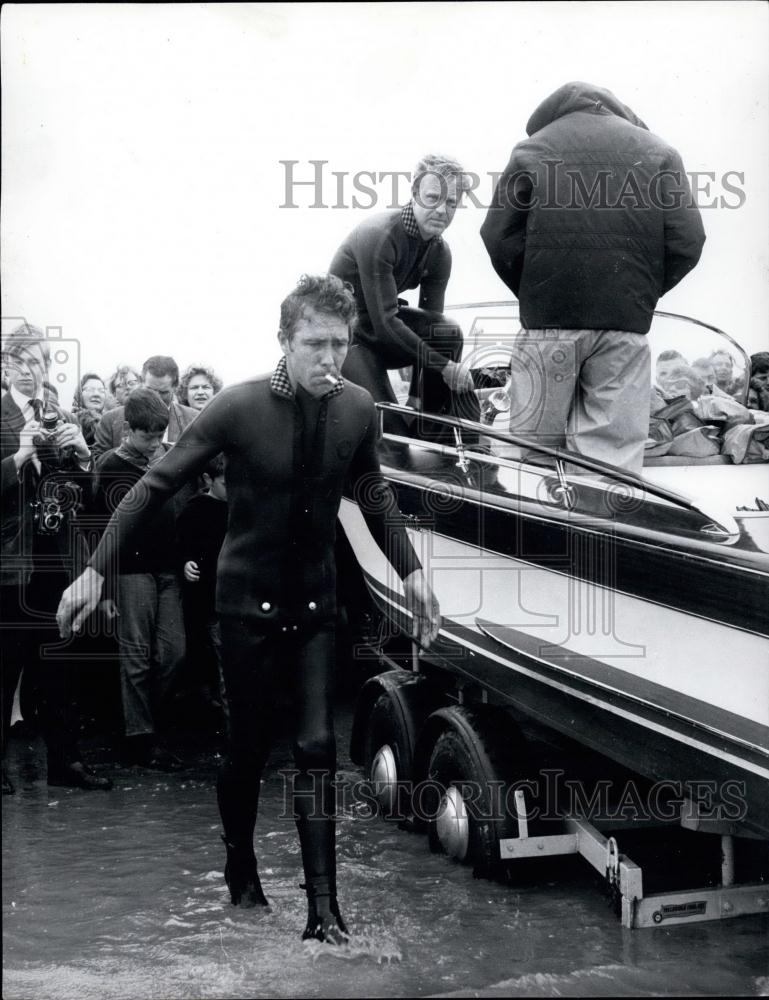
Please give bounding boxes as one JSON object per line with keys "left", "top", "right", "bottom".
{"left": 376, "top": 403, "right": 742, "bottom": 540}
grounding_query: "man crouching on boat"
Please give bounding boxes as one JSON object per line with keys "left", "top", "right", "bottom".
{"left": 330, "top": 153, "right": 480, "bottom": 440}
{"left": 56, "top": 274, "right": 441, "bottom": 943}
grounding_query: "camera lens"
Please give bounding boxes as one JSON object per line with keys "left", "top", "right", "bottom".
{"left": 43, "top": 511, "right": 63, "bottom": 531}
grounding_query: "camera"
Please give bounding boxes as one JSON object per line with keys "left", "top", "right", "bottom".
{"left": 32, "top": 410, "right": 66, "bottom": 470}
{"left": 31, "top": 476, "right": 82, "bottom": 536}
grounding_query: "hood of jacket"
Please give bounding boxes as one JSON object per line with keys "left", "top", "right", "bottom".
{"left": 526, "top": 82, "right": 648, "bottom": 136}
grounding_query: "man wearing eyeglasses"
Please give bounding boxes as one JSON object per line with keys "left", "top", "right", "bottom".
{"left": 91, "top": 356, "right": 198, "bottom": 463}
{"left": 330, "top": 153, "right": 479, "bottom": 439}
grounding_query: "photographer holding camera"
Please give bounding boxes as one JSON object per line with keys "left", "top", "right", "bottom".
{"left": 1, "top": 323, "right": 113, "bottom": 793}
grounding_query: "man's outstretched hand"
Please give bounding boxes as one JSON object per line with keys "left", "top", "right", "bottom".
{"left": 403, "top": 569, "right": 441, "bottom": 648}
{"left": 57, "top": 567, "right": 105, "bottom": 638}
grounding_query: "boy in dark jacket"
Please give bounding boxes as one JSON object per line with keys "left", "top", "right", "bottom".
{"left": 177, "top": 453, "right": 228, "bottom": 726}
{"left": 94, "top": 387, "right": 185, "bottom": 769}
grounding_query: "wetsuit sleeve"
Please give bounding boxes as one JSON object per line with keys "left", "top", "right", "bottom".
{"left": 356, "top": 230, "right": 453, "bottom": 373}
{"left": 480, "top": 153, "right": 532, "bottom": 297}
{"left": 659, "top": 149, "right": 706, "bottom": 295}
{"left": 347, "top": 400, "right": 421, "bottom": 580}
{"left": 87, "top": 392, "right": 231, "bottom": 578}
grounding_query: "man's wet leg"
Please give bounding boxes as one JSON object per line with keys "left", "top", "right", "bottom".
{"left": 292, "top": 626, "right": 348, "bottom": 943}
{"left": 217, "top": 619, "right": 275, "bottom": 907}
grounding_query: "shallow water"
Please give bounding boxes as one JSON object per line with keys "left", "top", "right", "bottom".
{"left": 3, "top": 709, "right": 768, "bottom": 999}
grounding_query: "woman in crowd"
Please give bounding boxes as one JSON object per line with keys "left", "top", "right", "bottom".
{"left": 108, "top": 365, "right": 141, "bottom": 406}
{"left": 177, "top": 364, "right": 223, "bottom": 411}
{"left": 72, "top": 372, "right": 109, "bottom": 446}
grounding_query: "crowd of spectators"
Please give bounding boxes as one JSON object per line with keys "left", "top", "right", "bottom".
{"left": 3, "top": 323, "right": 768, "bottom": 791}
{"left": 1, "top": 331, "right": 228, "bottom": 790}
{"left": 648, "top": 348, "right": 769, "bottom": 462}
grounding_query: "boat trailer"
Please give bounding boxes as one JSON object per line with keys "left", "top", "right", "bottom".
{"left": 501, "top": 789, "right": 769, "bottom": 928}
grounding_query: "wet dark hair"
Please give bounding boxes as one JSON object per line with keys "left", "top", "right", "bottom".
{"left": 142, "top": 355, "right": 180, "bottom": 386}
{"left": 124, "top": 386, "right": 170, "bottom": 433}
{"left": 279, "top": 274, "right": 357, "bottom": 344}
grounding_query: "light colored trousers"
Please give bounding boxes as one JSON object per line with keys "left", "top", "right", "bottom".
{"left": 116, "top": 572, "right": 185, "bottom": 737}
{"left": 506, "top": 328, "right": 651, "bottom": 474}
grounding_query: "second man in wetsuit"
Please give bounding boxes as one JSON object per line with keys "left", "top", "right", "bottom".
{"left": 330, "top": 153, "right": 479, "bottom": 439}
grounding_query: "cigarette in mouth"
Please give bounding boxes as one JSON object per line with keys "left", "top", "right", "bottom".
{"left": 324, "top": 373, "right": 338, "bottom": 385}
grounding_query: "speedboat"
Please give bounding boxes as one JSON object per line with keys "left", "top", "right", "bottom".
{"left": 339, "top": 305, "right": 769, "bottom": 856}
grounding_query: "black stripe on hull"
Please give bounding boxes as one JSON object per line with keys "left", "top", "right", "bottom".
{"left": 389, "top": 478, "right": 769, "bottom": 637}
{"left": 363, "top": 573, "right": 769, "bottom": 839}
{"left": 473, "top": 620, "right": 769, "bottom": 763}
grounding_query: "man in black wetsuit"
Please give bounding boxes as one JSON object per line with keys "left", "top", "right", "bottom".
{"left": 56, "top": 274, "right": 440, "bottom": 943}
{"left": 330, "top": 153, "right": 479, "bottom": 437}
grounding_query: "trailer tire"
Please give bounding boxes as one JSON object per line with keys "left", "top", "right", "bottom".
{"left": 426, "top": 723, "right": 515, "bottom": 880}
{"left": 362, "top": 692, "right": 417, "bottom": 822}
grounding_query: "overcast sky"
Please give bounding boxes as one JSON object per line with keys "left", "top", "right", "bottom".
{"left": 2, "top": 1, "right": 767, "bottom": 405}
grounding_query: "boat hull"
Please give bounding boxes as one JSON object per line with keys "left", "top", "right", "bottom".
{"left": 339, "top": 491, "right": 769, "bottom": 839}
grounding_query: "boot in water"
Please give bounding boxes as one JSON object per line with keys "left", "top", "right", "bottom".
{"left": 301, "top": 876, "right": 349, "bottom": 944}
{"left": 221, "top": 835, "right": 268, "bottom": 908}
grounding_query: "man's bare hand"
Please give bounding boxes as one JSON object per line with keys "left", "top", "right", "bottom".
{"left": 184, "top": 560, "right": 200, "bottom": 583}
{"left": 13, "top": 419, "right": 41, "bottom": 473}
{"left": 98, "top": 598, "right": 119, "bottom": 621}
{"left": 57, "top": 567, "right": 105, "bottom": 637}
{"left": 54, "top": 421, "right": 90, "bottom": 462}
{"left": 441, "top": 360, "right": 475, "bottom": 394}
{"left": 403, "top": 569, "right": 441, "bottom": 648}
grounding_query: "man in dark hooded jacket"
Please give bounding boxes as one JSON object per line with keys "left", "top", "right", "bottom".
{"left": 481, "top": 82, "right": 705, "bottom": 474}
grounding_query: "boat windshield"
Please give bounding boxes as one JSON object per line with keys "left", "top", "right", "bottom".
{"left": 443, "top": 302, "right": 750, "bottom": 407}
{"left": 381, "top": 302, "right": 768, "bottom": 530}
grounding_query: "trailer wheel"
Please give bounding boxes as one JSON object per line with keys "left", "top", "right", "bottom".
{"left": 426, "top": 723, "right": 515, "bottom": 880}
{"left": 362, "top": 693, "right": 416, "bottom": 820}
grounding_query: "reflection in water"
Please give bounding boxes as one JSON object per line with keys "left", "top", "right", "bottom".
{"left": 3, "top": 717, "right": 768, "bottom": 999}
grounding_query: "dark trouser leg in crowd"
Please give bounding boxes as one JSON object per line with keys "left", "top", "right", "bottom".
{"left": 117, "top": 572, "right": 184, "bottom": 770}
{"left": 1, "top": 579, "right": 113, "bottom": 791}
{"left": 1, "top": 607, "right": 24, "bottom": 794}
